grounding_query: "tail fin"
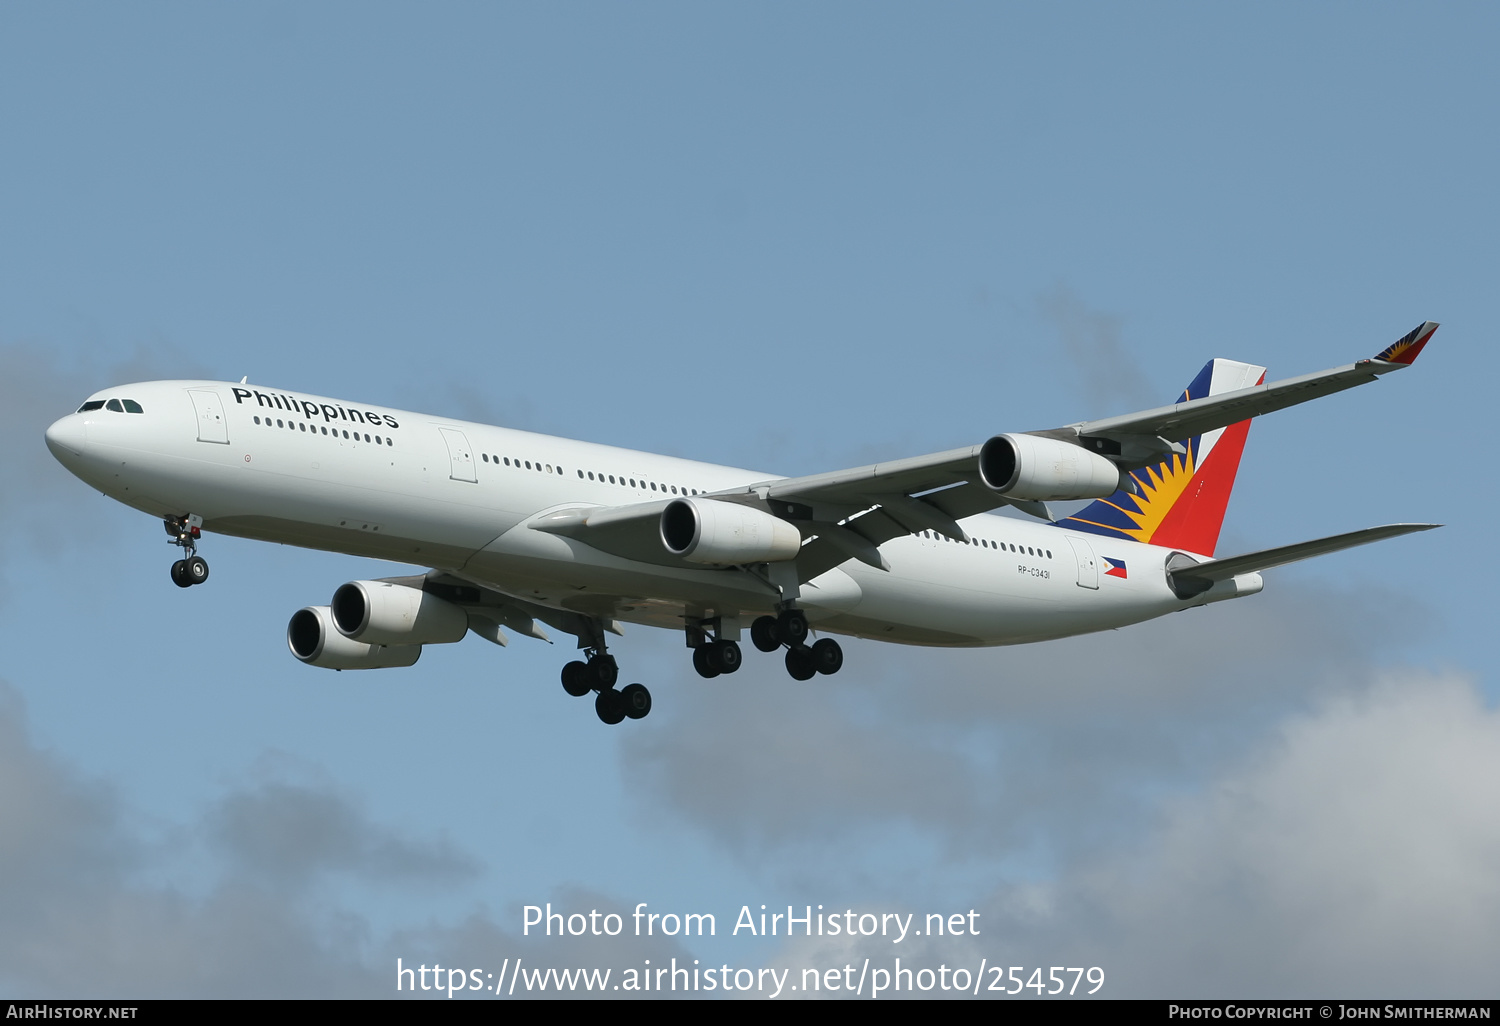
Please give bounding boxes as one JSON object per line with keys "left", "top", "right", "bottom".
{"left": 1055, "top": 358, "right": 1266, "bottom": 557}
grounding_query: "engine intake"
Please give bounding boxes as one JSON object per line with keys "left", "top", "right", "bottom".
{"left": 978, "top": 433, "right": 1121, "bottom": 501}
{"left": 287, "top": 605, "right": 422, "bottom": 670}
{"left": 660, "top": 498, "right": 802, "bottom": 566}
{"left": 330, "top": 581, "right": 469, "bottom": 646}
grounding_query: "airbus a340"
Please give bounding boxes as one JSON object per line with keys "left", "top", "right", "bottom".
{"left": 45, "top": 323, "right": 1440, "bottom": 724}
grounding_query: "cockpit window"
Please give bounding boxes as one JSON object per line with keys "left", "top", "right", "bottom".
{"left": 122, "top": 399, "right": 144, "bottom": 413}
{"left": 78, "top": 401, "right": 106, "bottom": 412}
{"left": 105, "top": 399, "right": 124, "bottom": 413}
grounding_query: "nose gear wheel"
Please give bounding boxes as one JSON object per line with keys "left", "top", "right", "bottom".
{"left": 164, "top": 516, "right": 209, "bottom": 587}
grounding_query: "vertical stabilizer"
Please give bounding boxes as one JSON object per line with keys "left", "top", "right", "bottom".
{"left": 1056, "top": 359, "right": 1265, "bottom": 557}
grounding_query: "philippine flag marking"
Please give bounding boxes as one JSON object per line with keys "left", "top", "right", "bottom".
{"left": 1104, "top": 557, "right": 1128, "bottom": 579}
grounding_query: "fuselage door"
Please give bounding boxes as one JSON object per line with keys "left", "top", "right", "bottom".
{"left": 1066, "top": 535, "right": 1100, "bottom": 590}
{"left": 439, "top": 427, "right": 478, "bottom": 482}
{"left": 188, "top": 390, "right": 229, "bottom": 444}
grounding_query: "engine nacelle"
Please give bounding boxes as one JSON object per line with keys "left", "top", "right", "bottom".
{"left": 978, "top": 433, "right": 1121, "bottom": 501}
{"left": 287, "top": 605, "right": 422, "bottom": 670}
{"left": 660, "top": 498, "right": 802, "bottom": 566}
{"left": 330, "top": 580, "right": 469, "bottom": 646}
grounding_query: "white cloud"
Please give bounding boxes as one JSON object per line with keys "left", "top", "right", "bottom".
{"left": 1084, "top": 668, "right": 1500, "bottom": 996}
{"left": 0, "top": 678, "right": 701, "bottom": 997}
{"left": 759, "top": 668, "right": 1500, "bottom": 998}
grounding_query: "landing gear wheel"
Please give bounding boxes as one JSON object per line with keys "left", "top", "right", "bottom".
{"left": 185, "top": 555, "right": 209, "bottom": 585}
{"left": 561, "top": 661, "right": 592, "bottom": 697}
{"left": 711, "top": 639, "right": 742, "bottom": 674}
{"left": 620, "top": 683, "right": 652, "bottom": 720}
{"left": 693, "top": 645, "right": 721, "bottom": 679}
{"left": 785, "top": 645, "right": 816, "bottom": 681}
{"left": 774, "top": 609, "right": 809, "bottom": 647}
{"left": 170, "top": 560, "right": 192, "bottom": 588}
{"left": 595, "top": 687, "right": 626, "bottom": 725}
{"left": 588, "top": 655, "right": 619, "bottom": 690}
{"left": 751, "top": 616, "right": 780, "bottom": 653}
{"left": 810, "top": 638, "right": 843, "bottom": 675}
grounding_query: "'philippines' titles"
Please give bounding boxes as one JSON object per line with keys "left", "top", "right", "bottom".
{"left": 231, "top": 387, "right": 401, "bottom": 430}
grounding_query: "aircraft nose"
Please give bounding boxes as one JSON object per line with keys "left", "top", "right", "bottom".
{"left": 45, "top": 414, "right": 87, "bottom": 461}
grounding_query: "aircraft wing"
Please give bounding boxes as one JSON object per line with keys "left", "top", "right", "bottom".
{"left": 1168, "top": 523, "right": 1440, "bottom": 586}
{"left": 534, "top": 322, "right": 1437, "bottom": 581}
{"left": 1052, "top": 321, "right": 1439, "bottom": 467}
{"left": 727, "top": 322, "right": 1439, "bottom": 576}
{"left": 527, "top": 452, "right": 1003, "bottom": 579}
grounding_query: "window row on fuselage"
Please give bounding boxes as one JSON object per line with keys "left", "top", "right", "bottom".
{"left": 479, "top": 450, "right": 707, "bottom": 498}
{"left": 917, "top": 529, "right": 1053, "bottom": 560}
{"left": 253, "top": 414, "right": 394, "bottom": 447}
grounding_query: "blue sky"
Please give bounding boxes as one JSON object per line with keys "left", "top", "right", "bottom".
{"left": 2, "top": 2, "right": 1497, "bottom": 998}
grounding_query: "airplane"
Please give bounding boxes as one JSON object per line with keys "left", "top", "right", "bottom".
{"left": 44, "top": 322, "right": 1440, "bottom": 725}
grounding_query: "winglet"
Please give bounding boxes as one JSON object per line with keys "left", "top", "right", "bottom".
{"left": 1374, "top": 321, "right": 1439, "bottom": 365}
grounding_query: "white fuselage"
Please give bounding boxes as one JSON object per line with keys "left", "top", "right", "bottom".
{"left": 45, "top": 380, "right": 1259, "bottom": 649}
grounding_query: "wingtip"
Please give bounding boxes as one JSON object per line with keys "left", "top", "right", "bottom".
{"left": 1374, "top": 321, "right": 1439, "bottom": 365}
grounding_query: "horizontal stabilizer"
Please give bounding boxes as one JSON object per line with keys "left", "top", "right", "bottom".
{"left": 1169, "top": 523, "right": 1440, "bottom": 584}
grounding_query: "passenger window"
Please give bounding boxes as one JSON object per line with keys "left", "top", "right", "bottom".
{"left": 122, "top": 399, "right": 144, "bottom": 413}
{"left": 106, "top": 399, "right": 124, "bottom": 412}
{"left": 482, "top": 453, "right": 489, "bottom": 462}
{"left": 277, "top": 419, "right": 284, "bottom": 428}
{"left": 321, "top": 426, "right": 328, "bottom": 435}
{"left": 300, "top": 422, "right": 307, "bottom": 431}
{"left": 254, "top": 416, "right": 261, "bottom": 425}
{"left": 77, "top": 401, "right": 106, "bottom": 412}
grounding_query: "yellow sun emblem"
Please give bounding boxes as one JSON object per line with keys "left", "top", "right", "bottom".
{"left": 1087, "top": 446, "right": 1199, "bottom": 544}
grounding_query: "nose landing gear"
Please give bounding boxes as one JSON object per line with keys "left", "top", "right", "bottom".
{"left": 165, "top": 515, "right": 209, "bottom": 588}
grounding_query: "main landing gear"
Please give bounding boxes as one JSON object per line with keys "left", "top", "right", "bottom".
{"left": 560, "top": 647, "right": 651, "bottom": 726}
{"left": 165, "top": 515, "right": 209, "bottom": 589}
{"left": 686, "top": 615, "right": 744, "bottom": 680}
{"left": 749, "top": 608, "right": 843, "bottom": 681}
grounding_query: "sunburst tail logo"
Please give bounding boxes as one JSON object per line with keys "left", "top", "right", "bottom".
{"left": 1056, "top": 359, "right": 1266, "bottom": 558}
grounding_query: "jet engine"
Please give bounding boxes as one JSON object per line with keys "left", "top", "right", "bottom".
{"left": 660, "top": 498, "right": 802, "bottom": 566}
{"left": 287, "top": 605, "right": 422, "bottom": 670}
{"left": 330, "top": 580, "right": 469, "bottom": 646}
{"left": 978, "top": 433, "right": 1121, "bottom": 501}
